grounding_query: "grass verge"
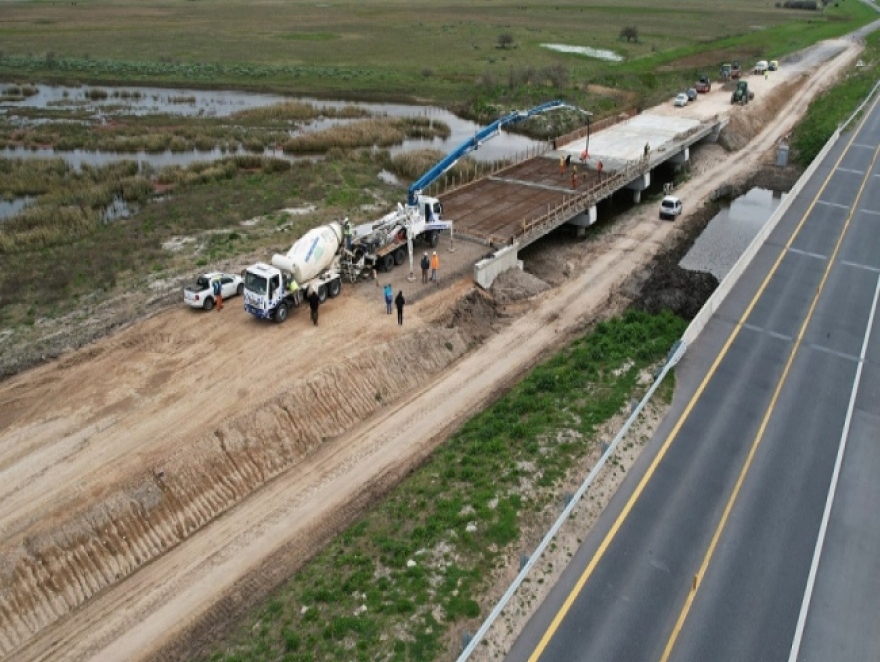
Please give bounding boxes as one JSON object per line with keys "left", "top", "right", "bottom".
{"left": 791, "top": 27, "right": 880, "bottom": 166}
{"left": 199, "top": 309, "right": 686, "bottom": 662}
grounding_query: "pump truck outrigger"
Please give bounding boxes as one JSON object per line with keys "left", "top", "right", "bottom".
{"left": 243, "top": 100, "right": 585, "bottom": 322}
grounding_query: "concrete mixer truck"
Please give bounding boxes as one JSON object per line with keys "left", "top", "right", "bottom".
{"left": 243, "top": 221, "right": 344, "bottom": 323}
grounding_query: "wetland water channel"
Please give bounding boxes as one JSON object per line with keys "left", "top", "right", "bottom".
{"left": 0, "top": 82, "right": 544, "bottom": 220}
{"left": 1, "top": 83, "right": 541, "bottom": 165}
{"left": 680, "top": 187, "right": 787, "bottom": 279}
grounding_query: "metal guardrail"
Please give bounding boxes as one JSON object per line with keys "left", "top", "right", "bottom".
{"left": 456, "top": 340, "right": 687, "bottom": 661}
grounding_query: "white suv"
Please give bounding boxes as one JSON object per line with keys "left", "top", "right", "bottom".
{"left": 659, "top": 195, "right": 683, "bottom": 220}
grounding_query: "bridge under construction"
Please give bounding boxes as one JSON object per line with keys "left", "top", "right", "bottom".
{"left": 430, "top": 111, "right": 726, "bottom": 285}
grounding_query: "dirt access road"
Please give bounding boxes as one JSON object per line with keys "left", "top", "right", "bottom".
{"left": 0, "top": 37, "right": 863, "bottom": 662}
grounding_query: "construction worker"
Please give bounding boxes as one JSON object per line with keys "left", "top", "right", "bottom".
{"left": 430, "top": 250, "right": 440, "bottom": 283}
{"left": 212, "top": 277, "right": 223, "bottom": 312}
{"left": 559, "top": 155, "right": 565, "bottom": 175}
{"left": 597, "top": 160, "right": 603, "bottom": 182}
{"left": 644, "top": 142, "right": 651, "bottom": 158}
{"left": 571, "top": 165, "right": 578, "bottom": 189}
{"left": 308, "top": 288, "right": 320, "bottom": 326}
{"left": 420, "top": 252, "right": 430, "bottom": 284}
{"left": 287, "top": 277, "right": 300, "bottom": 305}
{"left": 343, "top": 219, "right": 353, "bottom": 251}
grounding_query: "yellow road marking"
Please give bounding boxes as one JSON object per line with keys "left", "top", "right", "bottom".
{"left": 660, "top": 132, "right": 880, "bottom": 661}
{"left": 527, "top": 113, "right": 875, "bottom": 662}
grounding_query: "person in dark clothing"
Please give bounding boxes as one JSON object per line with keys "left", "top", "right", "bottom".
{"left": 420, "top": 252, "right": 430, "bottom": 284}
{"left": 565, "top": 154, "right": 572, "bottom": 169}
{"left": 394, "top": 290, "right": 405, "bottom": 325}
{"left": 308, "top": 289, "right": 320, "bottom": 326}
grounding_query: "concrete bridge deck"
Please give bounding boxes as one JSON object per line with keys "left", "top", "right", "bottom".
{"left": 440, "top": 113, "right": 724, "bottom": 250}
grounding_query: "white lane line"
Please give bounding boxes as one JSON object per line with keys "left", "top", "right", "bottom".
{"left": 787, "top": 274, "right": 880, "bottom": 662}
{"left": 816, "top": 200, "right": 851, "bottom": 210}
{"left": 788, "top": 247, "right": 828, "bottom": 261}
{"left": 842, "top": 260, "right": 880, "bottom": 274}
{"left": 837, "top": 167, "right": 865, "bottom": 175}
{"left": 860, "top": 208, "right": 880, "bottom": 216}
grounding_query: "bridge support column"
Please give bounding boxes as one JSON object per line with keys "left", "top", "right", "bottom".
{"left": 627, "top": 172, "right": 650, "bottom": 204}
{"left": 567, "top": 205, "right": 598, "bottom": 237}
{"left": 669, "top": 147, "right": 690, "bottom": 166}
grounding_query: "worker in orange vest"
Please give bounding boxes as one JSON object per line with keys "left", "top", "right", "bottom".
{"left": 430, "top": 251, "right": 440, "bottom": 283}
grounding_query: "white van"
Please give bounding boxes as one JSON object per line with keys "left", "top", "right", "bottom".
{"left": 754, "top": 60, "right": 769, "bottom": 74}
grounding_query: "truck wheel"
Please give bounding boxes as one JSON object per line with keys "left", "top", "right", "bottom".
{"left": 328, "top": 278, "right": 341, "bottom": 298}
{"left": 203, "top": 297, "right": 215, "bottom": 311}
{"left": 426, "top": 231, "right": 439, "bottom": 248}
{"left": 274, "top": 303, "right": 289, "bottom": 323}
{"left": 394, "top": 246, "right": 407, "bottom": 266}
{"left": 236, "top": 283, "right": 244, "bottom": 296}
{"left": 317, "top": 285, "right": 328, "bottom": 303}
{"left": 381, "top": 254, "right": 395, "bottom": 272}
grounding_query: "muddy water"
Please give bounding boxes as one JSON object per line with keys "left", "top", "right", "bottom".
{"left": 0, "top": 196, "right": 33, "bottom": 223}
{"left": 1, "top": 83, "right": 543, "bottom": 164}
{"left": 679, "top": 187, "right": 787, "bottom": 280}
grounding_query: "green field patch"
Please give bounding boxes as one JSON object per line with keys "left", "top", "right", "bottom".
{"left": 280, "top": 32, "right": 338, "bottom": 42}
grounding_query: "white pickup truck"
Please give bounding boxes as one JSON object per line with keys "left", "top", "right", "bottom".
{"left": 183, "top": 272, "right": 244, "bottom": 310}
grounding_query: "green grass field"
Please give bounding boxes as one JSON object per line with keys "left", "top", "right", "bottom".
{"left": 0, "top": 0, "right": 874, "bottom": 108}
{"left": 2, "top": 0, "right": 879, "bottom": 658}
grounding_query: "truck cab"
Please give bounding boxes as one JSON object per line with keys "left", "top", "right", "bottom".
{"left": 243, "top": 263, "right": 291, "bottom": 321}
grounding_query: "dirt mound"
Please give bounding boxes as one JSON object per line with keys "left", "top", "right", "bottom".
{"left": 490, "top": 268, "right": 551, "bottom": 304}
{"left": 719, "top": 78, "right": 803, "bottom": 152}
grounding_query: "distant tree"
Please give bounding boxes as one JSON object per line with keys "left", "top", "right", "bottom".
{"left": 497, "top": 33, "right": 515, "bottom": 49}
{"left": 619, "top": 26, "right": 639, "bottom": 42}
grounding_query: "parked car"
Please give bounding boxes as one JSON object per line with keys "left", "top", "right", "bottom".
{"left": 695, "top": 75, "right": 712, "bottom": 93}
{"left": 754, "top": 60, "right": 769, "bottom": 74}
{"left": 768, "top": 60, "right": 779, "bottom": 71}
{"left": 183, "top": 272, "right": 244, "bottom": 310}
{"left": 686, "top": 88, "right": 698, "bottom": 101}
{"left": 673, "top": 93, "right": 689, "bottom": 107}
{"left": 659, "top": 195, "right": 683, "bottom": 220}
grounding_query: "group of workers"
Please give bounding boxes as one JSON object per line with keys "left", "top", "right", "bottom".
{"left": 559, "top": 153, "right": 604, "bottom": 189}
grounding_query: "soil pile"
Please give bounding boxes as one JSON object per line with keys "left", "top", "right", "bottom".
{"left": 490, "top": 268, "right": 551, "bottom": 304}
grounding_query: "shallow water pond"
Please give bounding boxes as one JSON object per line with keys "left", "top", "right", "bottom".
{"left": 680, "top": 187, "right": 787, "bottom": 280}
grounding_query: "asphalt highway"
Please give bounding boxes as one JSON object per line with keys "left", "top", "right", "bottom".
{"left": 506, "top": 91, "right": 880, "bottom": 662}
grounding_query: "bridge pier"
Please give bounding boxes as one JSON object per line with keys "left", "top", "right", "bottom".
{"left": 566, "top": 205, "right": 598, "bottom": 238}
{"left": 669, "top": 147, "right": 690, "bottom": 166}
{"left": 627, "top": 172, "right": 651, "bottom": 204}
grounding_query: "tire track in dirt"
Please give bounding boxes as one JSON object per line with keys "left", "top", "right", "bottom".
{"left": 0, "top": 324, "right": 474, "bottom": 659}
{"left": 8, "top": 211, "right": 671, "bottom": 662}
